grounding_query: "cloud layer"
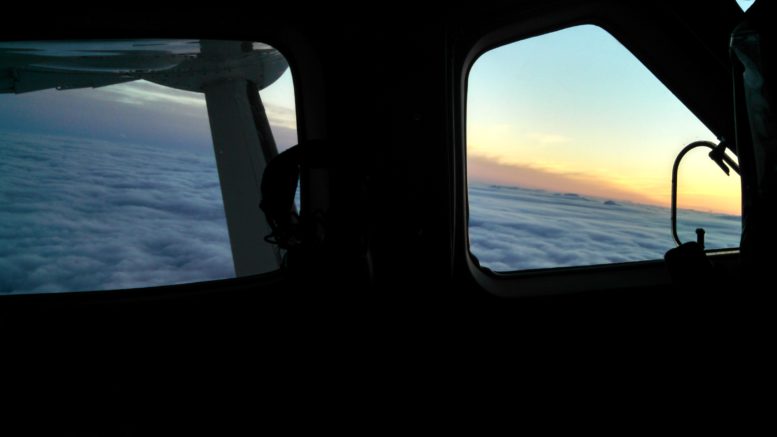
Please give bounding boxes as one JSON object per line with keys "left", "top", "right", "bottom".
{"left": 0, "top": 132, "right": 236, "bottom": 293}
{"left": 469, "top": 183, "right": 741, "bottom": 272}
{"left": 0, "top": 132, "right": 741, "bottom": 292}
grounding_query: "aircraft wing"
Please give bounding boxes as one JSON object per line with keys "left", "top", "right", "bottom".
{"left": 0, "top": 39, "right": 288, "bottom": 94}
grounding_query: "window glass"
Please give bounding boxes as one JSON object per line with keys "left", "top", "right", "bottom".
{"left": 467, "top": 25, "right": 741, "bottom": 272}
{"left": 0, "top": 39, "right": 296, "bottom": 293}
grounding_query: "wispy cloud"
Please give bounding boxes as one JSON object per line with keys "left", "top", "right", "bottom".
{"left": 97, "top": 80, "right": 297, "bottom": 131}
{"left": 526, "top": 132, "right": 571, "bottom": 145}
{"left": 99, "top": 80, "right": 207, "bottom": 108}
{"left": 468, "top": 153, "right": 655, "bottom": 206}
{"left": 263, "top": 103, "right": 297, "bottom": 131}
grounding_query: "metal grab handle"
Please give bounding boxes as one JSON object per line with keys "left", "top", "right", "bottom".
{"left": 671, "top": 140, "right": 740, "bottom": 247}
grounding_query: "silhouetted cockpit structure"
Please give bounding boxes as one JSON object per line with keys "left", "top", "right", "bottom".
{"left": 2, "top": 1, "right": 774, "bottom": 431}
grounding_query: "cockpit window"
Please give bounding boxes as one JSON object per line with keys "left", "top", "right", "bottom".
{"left": 0, "top": 39, "right": 297, "bottom": 293}
{"left": 467, "top": 25, "right": 741, "bottom": 272}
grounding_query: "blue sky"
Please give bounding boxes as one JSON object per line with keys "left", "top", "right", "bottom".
{"left": 468, "top": 25, "right": 741, "bottom": 215}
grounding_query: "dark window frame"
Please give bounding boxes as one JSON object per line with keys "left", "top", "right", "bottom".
{"left": 0, "top": 31, "right": 317, "bottom": 300}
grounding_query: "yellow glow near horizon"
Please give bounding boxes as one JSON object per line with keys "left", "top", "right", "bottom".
{"left": 467, "top": 25, "right": 741, "bottom": 216}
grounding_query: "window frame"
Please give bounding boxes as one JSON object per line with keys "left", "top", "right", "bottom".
{"left": 454, "top": 5, "right": 742, "bottom": 297}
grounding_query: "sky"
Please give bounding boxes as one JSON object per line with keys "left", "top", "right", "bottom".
{"left": 467, "top": 25, "right": 741, "bottom": 215}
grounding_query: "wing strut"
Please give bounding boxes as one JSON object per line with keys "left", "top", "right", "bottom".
{"left": 202, "top": 41, "right": 282, "bottom": 276}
